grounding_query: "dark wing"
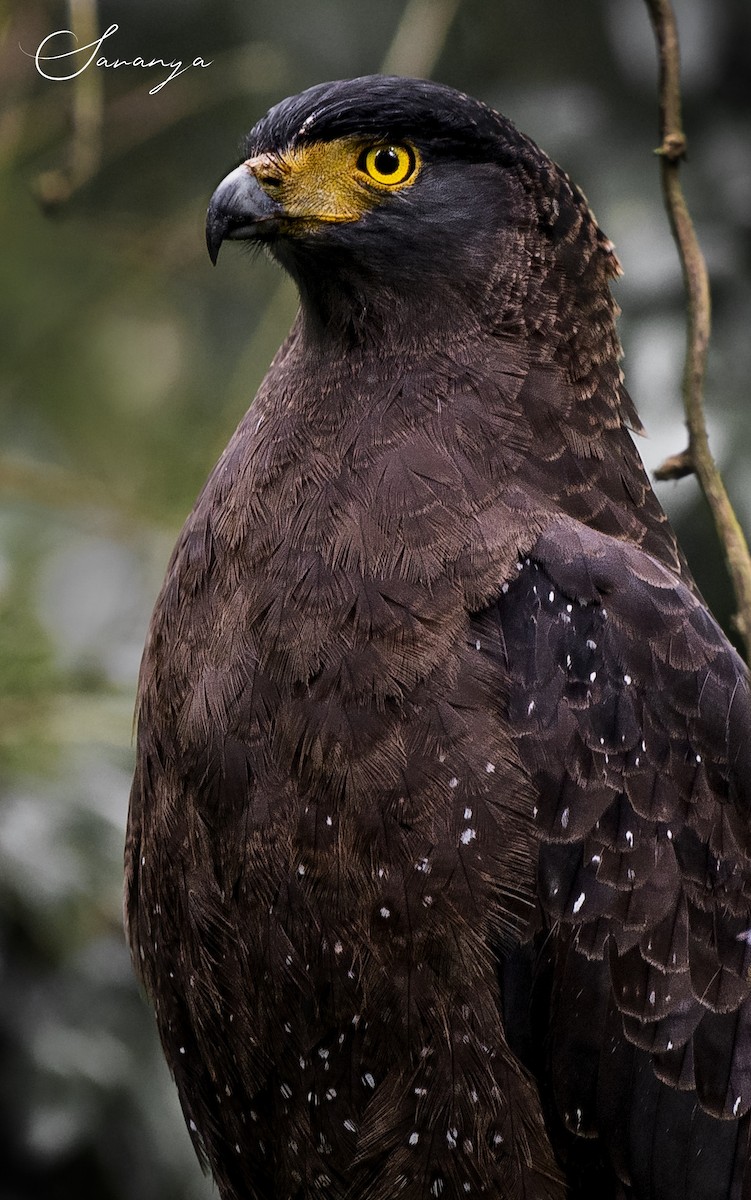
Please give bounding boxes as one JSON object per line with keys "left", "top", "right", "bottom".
{"left": 481, "top": 518, "right": 751, "bottom": 1199}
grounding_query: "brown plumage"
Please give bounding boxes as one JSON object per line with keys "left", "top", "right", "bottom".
{"left": 125, "top": 76, "right": 751, "bottom": 1199}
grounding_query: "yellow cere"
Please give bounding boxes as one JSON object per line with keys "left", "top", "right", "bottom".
{"left": 246, "top": 136, "right": 421, "bottom": 228}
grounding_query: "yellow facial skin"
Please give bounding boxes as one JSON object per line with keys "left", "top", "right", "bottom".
{"left": 245, "top": 136, "right": 421, "bottom": 231}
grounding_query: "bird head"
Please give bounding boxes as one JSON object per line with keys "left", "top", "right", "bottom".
{"left": 206, "top": 76, "right": 619, "bottom": 343}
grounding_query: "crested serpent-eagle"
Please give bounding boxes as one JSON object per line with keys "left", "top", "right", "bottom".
{"left": 125, "top": 76, "right": 751, "bottom": 1199}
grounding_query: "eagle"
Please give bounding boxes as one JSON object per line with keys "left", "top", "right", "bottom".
{"left": 125, "top": 76, "right": 751, "bottom": 1200}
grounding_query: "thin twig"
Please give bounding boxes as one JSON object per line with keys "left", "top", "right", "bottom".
{"left": 645, "top": 0, "right": 751, "bottom": 661}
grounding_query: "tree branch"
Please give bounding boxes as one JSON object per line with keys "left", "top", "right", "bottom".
{"left": 645, "top": 0, "right": 751, "bottom": 661}
{"left": 381, "top": 0, "right": 462, "bottom": 78}
{"left": 34, "top": 0, "right": 104, "bottom": 208}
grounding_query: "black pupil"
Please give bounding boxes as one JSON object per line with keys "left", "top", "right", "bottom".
{"left": 374, "top": 148, "right": 400, "bottom": 176}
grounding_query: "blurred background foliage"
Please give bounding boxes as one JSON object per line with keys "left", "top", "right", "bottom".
{"left": 0, "top": 0, "right": 749, "bottom": 1196}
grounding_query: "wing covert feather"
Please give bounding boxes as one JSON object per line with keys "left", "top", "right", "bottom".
{"left": 485, "top": 519, "right": 751, "bottom": 1194}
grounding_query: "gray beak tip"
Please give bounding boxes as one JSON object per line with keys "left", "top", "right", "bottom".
{"left": 206, "top": 211, "right": 225, "bottom": 265}
{"left": 205, "top": 163, "right": 280, "bottom": 265}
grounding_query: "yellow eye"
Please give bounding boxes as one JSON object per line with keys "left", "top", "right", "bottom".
{"left": 357, "top": 144, "right": 417, "bottom": 186}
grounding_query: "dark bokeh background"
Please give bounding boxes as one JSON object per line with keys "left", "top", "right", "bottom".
{"left": 1, "top": 1, "right": 749, "bottom": 1196}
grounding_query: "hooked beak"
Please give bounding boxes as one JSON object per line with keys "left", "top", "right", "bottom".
{"left": 205, "top": 163, "right": 281, "bottom": 265}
